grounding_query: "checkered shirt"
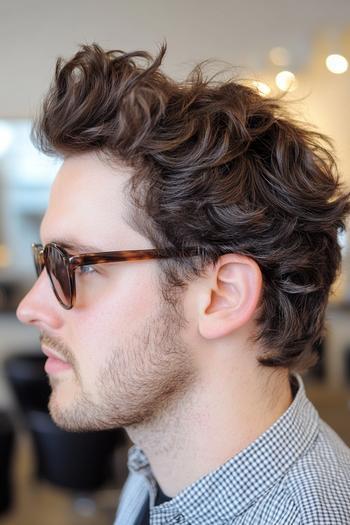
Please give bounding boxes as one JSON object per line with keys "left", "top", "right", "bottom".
{"left": 114, "top": 375, "right": 350, "bottom": 524}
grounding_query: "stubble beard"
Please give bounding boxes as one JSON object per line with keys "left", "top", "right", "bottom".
{"left": 48, "top": 294, "right": 197, "bottom": 432}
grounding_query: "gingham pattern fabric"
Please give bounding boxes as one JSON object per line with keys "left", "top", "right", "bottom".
{"left": 114, "top": 375, "right": 350, "bottom": 524}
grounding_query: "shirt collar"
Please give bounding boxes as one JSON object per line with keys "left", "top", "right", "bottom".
{"left": 127, "top": 374, "right": 320, "bottom": 525}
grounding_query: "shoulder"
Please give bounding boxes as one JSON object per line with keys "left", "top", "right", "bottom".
{"left": 282, "top": 419, "right": 350, "bottom": 524}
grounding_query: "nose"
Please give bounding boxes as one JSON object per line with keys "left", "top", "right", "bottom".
{"left": 16, "top": 271, "right": 63, "bottom": 330}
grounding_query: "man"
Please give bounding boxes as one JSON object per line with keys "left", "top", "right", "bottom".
{"left": 17, "top": 42, "right": 350, "bottom": 524}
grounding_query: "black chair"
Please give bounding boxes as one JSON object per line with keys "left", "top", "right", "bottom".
{"left": 0, "top": 410, "right": 15, "bottom": 516}
{"left": 4, "top": 353, "right": 50, "bottom": 416}
{"left": 27, "top": 409, "right": 125, "bottom": 491}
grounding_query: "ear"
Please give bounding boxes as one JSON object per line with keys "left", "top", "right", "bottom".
{"left": 198, "top": 254, "right": 262, "bottom": 340}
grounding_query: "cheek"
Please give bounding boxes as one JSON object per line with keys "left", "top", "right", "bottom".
{"left": 67, "top": 264, "right": 160, "bottom": 376}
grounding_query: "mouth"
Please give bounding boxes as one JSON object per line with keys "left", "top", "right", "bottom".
{"left": 41, "top": 346, "right": 72, "bottom": 375}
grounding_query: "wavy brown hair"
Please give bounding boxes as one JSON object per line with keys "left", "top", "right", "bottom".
{"left": 32, "top": 42, "right": 350, "bottom": 372}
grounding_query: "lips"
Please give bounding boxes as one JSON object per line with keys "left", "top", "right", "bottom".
{"left": 41, "top": 346, "right": 72, "bottom": 375}
{"left": 41, "top": 346, "right": 69, "bottom": 363}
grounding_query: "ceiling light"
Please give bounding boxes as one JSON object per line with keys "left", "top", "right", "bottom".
{"left": 275, "top": 71, "right": 297, "bottom": 92}
{"left": 326, "top": 54, "right": 348, "bottom": 74}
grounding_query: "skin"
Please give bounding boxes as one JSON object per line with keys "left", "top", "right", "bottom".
{"left": 17, "top": 151, "right": 293, "bottom": 498}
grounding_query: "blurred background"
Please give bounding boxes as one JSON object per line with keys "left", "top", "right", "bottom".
{"left": 0, "top": 0, "right": 350, "bottom": 523}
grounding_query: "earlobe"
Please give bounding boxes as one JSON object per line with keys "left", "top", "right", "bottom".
{"left": 198, "top": 254, "right": 262, "bottom": 340}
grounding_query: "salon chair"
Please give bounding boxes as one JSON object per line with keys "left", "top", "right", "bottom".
{"left": 27, "top": 409, "right": 125, "bottom": 490}
{"left": 4, "top": 353, "right": 50, "bottom": 417}
{"left": 0, "top": 410, "right": 15, "bottom": 516}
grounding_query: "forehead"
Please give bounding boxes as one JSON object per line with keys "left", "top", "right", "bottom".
{"left": 40, "top": 153, "right": 147, "bottom": 250}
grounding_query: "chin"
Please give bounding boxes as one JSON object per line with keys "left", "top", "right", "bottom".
{"left": 47, "top": 385, "right": 80, "bottom": 430}
{"left": 48, "top": 398, "right": 84, "bottom": 432}
{"left": 47, "top": 386, "right": 107, "bottom": 432}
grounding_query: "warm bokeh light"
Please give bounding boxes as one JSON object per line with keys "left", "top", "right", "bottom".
{"left": 275, "top": 70, "right": 298, "bottom": 91}
{"left": 251, "top": 80, "right": 272, "bottom": 96}
{"left": 0, "top": 245, "right": 11, "bottom": 268}
{"left": 269, "top": 46, "right": 290, "bottom": 66}
{"left": 326, "top": 54, "right": 348, "bottom": 74}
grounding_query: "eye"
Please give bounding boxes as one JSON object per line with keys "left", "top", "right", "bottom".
{"left": 77, "top": 264, "right": 96, "bottom": 276}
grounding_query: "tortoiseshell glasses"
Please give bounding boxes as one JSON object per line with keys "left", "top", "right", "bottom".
{"left": 32, "top": 242, "right": 200, "bottom": 310}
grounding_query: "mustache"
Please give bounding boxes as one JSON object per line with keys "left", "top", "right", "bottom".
{"left": 40, "top": 333, "right": 75, "bottom": 366}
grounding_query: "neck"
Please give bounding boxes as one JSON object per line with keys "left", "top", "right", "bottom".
{"left": 126, "top": 365, "right": 293, "bottom": 498}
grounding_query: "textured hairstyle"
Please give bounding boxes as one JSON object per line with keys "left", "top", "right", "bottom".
{"left": 32, "top": 42, "right": 350, "bottom": 372}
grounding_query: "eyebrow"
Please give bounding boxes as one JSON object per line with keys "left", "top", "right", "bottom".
{"left": 47, "top": 239, "right": 105, "bottom": 254}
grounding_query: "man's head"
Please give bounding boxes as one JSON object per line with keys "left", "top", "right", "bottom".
{"left": 17, "top": 43, "right": 350, "bottom": 432}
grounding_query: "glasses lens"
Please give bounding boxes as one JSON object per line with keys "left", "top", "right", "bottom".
{"left": 45, "top": 244, "right": 72, "bottom": 308}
